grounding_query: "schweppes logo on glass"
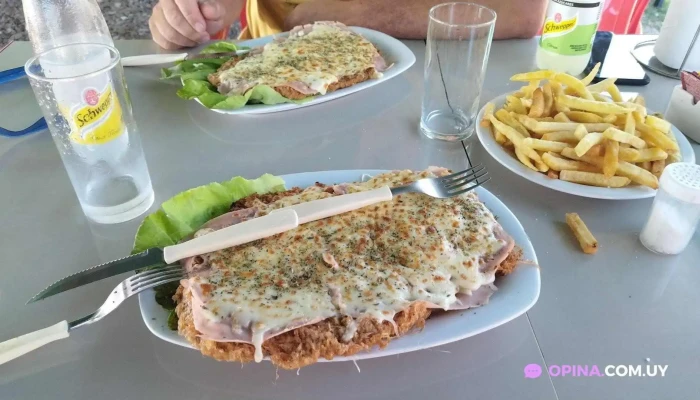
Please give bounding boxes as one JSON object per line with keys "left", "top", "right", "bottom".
{"left": 543, "top": 15, "right": 578, "bottom": 36}
{"left": 68, "top": 84, "right": 125, "bottom": 145}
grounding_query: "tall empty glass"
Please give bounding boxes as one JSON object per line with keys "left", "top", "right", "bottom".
{"left": 25, "top": 43, "right": 154, "bottom": 224}
{"left": 421, "top": 3, "right": 496, "bottom": 141}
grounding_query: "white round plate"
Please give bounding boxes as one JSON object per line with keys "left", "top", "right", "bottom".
{"left": 139, "top": 169, "right": 540, "bottom": 362}
{"left": 475, "top": 93, "right": 696, "bottom": 200}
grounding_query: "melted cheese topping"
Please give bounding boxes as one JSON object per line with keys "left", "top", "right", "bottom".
{"left": 186, "top": 170, "right": 511, "bottom": 361}
{"left": 217, "top": 24, "right": 379, "bottom": 95}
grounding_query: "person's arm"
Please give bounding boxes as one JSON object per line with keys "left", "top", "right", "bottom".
{"left": 284, "top": 0, "right": 547, "bottom": 39}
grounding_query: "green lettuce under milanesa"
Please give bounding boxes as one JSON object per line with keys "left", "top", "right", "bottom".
{"left": 161, "top": 40, "right": 314, "bottom": 110}
{"left": 131, "top": 174, "right": 286, "bottom": 327}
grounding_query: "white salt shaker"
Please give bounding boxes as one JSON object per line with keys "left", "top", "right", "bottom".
{"left": 640, "top": 163, "right": 700, "bottom": 255}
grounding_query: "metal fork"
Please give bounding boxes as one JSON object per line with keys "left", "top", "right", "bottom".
{"left": 391, "top": 165, "right": 490, "bottom": 198}
{"left": 0, "top": 266, "right": 185, "bottom": 365}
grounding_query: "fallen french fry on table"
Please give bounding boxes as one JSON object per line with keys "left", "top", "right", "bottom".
{"left": 566, "top": 213, "right": 598, "bottom": 254}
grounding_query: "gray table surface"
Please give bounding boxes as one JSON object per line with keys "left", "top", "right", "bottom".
{"left": 0, "top": 36, "right": 698, "bottom": 400}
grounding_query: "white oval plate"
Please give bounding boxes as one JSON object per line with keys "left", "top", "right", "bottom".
{"left": 475, "top": 93, "right": 696, "bottom": 200}
{"left": 139, "top": 170, "right": 540, "bottom": 363}
{"left": 196, "top": 27, "right": 416, "bottom": 115}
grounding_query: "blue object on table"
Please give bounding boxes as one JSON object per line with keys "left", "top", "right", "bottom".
{"left": 0, "top": 66, "right": 27, "bottom": 85}
{"left": 0, "top": 66, "right": 47, "bottom": 137}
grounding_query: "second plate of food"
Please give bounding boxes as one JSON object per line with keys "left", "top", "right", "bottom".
{"left": 476, "top": 92, "right": 695, "bottom": 200}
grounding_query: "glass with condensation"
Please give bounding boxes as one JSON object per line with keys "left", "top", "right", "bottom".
{"left": 25, "top": 43, "right": 154, "bottom": 224}
{"left": 420, "top": 2, "right": 497, "bottom": 141}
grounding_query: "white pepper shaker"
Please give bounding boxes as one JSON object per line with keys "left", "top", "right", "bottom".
{"left": 640, "top": 163, "right": 700, "bottom": 255}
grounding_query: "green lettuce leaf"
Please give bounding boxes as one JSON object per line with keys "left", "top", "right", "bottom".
{"left": 200, "top": 41, "right": 240, "bottom": 54}
{"left": 177, "top": 80, "right": 308, "bottom": 110}
{"left": 132, "top": 174, "right": 286, "bottom": 254}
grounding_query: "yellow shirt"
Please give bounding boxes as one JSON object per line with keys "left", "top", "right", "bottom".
{"left": 239, "top": 0, "right": 304, "bottom": 39}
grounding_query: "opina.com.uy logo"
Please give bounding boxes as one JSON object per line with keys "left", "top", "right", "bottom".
{"left": 524, "top": 363, "right": 668, "bottom": 378}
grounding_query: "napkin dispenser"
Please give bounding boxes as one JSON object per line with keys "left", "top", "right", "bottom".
{"left": 665, "top": 85, "right": 700, "bottom": 144}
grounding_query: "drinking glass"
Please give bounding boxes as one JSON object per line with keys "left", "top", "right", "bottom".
{"left": 25, "top": 43, "right": 154, "bottom": 224}
{"left": 420, "top": 2, "right": 496, "bottom": 141}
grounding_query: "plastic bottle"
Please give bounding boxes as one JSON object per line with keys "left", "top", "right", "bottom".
{"left": 23, "top": 0, "right": 114, "bottom": 54}
{"left": 22, "top": 0, "right": 127, "bottom": 165}
{"left": 536, "top": 0, "right": 603, "bottom": 75}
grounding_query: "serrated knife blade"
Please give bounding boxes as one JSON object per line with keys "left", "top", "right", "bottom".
{"left": 27, "top": 248, "right": 166, "bottom": 304}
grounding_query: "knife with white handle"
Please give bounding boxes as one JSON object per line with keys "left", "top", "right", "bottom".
{"left": 28, "top": 209, "right": 300, "bottom": 303}
{"left": 162, "top": 209, "right": 298, "bottom": 264}
{"left": 272, "top": 186, "right": 394, "bottom": 224}
{"left": 121, "top": 53, "right": 189, "bottom": 67}
{"left": 0, "top": 321, "right": 69, "bottom": 365}
{"left": 121, "top": 49, "right": 250, "bottom": 67}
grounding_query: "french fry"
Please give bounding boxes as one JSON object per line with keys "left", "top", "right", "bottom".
{"left": 531, "top": 151, "right": 549, "bottom": 172}
{"left": 562, "top": 148, "right": 659, "bottom": 189}
{"left": 542, "top": 83, "right": 554, "bottom": 116}
{"left": 480, "top": 102, "right": 496, "bottom": 127}
{"left": 637, "top": 123, "right": 680, "bottom": 152}
{"left": 542, "top": 152, "right": 599, "bottom": 172}
{"left": 489, "top": 115, "right": 524, "bottom": 145}
{"left": 541, "top": 131, "right": 580, "bottom": 143}
{"left": 534, "top": 117, "right": 556, "bottom": 122}
{"left": 632, "top": 95, "right": 646, "bottom": 107}
{"left": 581, "top": 62, "right": 601, "bottom": 85}
{"left": 495, "top": 109, "right": 530, "bottom": 137}
{"left": 618, "top": 147, "right": 641, "bottom": 162}
{"left": 516, "top": 117, "right": 613, "bottom": 134}
{"left": 529, "top": 88, "right": 545, "bottom": 117}
{"left": 624, "top": 112, "right": 635, "bottom": 135}
{"left": 587, "top": 144, "right": 606, "bottom": 157}
{"left": 511, "top": 71, "right": 554, "bottom": 81}
{"left": 506, "top": 95, "right": 528, "bottom": 115}
{"left": 615, "top": 161, "right": 659, "bottom": 189}
{"left": 490, "top": 115, "right": 546, "bottom": 172}
{"left": 575, "top": 132, "right": 605, "bottom": 157}
{"left": 632, "top": 110, "right": 645, "bottom": 125}
{"left": 523, "top": 138, "right": 570, "bottom": 153}
{"left": 602, "top": 127, "right": 647, "bottom": 149}
{"left": 640, "top": 161, "right": 652, "bottom": 171}
{"left": 587, "top": 77, "right": 617, "bottom": 93}
{"left": 603, "top": 139, "right": 619, "bottom": 178}
{"left": 651, "top": 160, "right": 666, "bottom": 178}
{"left": 560, "top": 170, "right": 631, "bottom": 188}
{"left": 547, "top": 170, "right": 560, "bottom": 179}
{"left": 551, "top": 73, "right": 594, "bottom": 100}
{"left": 618, "top": 102, "right": 646, "bottom": 116}
{"left": 494, "top": 128, "right": 508, "bottom": 144}
{"left": 557, "top": 94, "right": 632, "bottom": 114}
{"left": 565, "top": 111, "right": 604, "bottom": 123}
{"left": 606, "top": 83, "right": 623, "bottom": 102}
{"left": 602, "top": 114, "right": 618, "bottom": 124}
{"left": 573, "top": 124, "right": 589, "bottom": 140}
{"left": 515, "top": 146, "right": 538, "bottom": 171}
{"left": 592, "top": 93, "right": 613, "bottom": 102}
{"left": 554, "top": 112, "right": 570, "bottom": 122}
{"left": 565, "top": 213, "right": 599, "bottom": 254}
{"left": 634, "top": 148, "right": 668, "bottom": 162}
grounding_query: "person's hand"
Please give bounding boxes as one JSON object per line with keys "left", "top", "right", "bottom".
{"left": 149, "top": 0, "right": 227, "bottom": 49}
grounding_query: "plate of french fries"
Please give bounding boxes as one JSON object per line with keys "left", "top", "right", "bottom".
{"left": 476, "top": 65, "right": 695, "bottom": 200}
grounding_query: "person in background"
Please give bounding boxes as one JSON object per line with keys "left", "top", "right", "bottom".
{"left": 149, "top": 0, "right": 548, "bottom": 49}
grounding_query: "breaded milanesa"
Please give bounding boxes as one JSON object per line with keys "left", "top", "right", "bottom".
{"left": 174, "top": 179, "right": 521, "bottom": 369}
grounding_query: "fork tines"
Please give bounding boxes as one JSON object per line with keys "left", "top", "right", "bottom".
{"left": 441, "top": 165, "right": 490, "bottom": 196}
{"left": 130, "top": 266, "right": 185, "bottom": 293}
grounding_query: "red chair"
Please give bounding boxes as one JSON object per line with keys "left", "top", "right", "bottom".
{"left": 598, "top": 0, "right": 650, "bottom": 34}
